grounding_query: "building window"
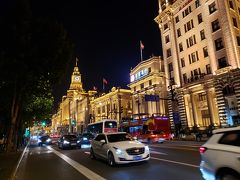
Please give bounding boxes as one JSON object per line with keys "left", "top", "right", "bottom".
{"left": 233, "top": 18, "right": 238, "bottom": 27}
{"left": 168, "top": 63, "right": 173, "bottom": 72}
{"left": 229, "top": 1, "right": 234, "bottom": 9}
{"left": 179, "top": 43, "right": 183, "bottom": 52}
{"left": 195, "top": 0, "right": 200, "bottom": 8}
{"left": 165, "top": 35, "right": 170, "bottom": 43}
{"left": 181, "top": 58, "right": 185, "bottom": 67}
{"left": 237, "top": 36, "right": 240, "bottom": 46}
{"left": 148, "top": 67, "right": 151, "bottom": 73}
{"left": 212, "top": 19, "right": 220, "bottom": 32}
{"left": 166, "top": 49, "right": 172, "bottom": 58}
{"left": 183, "top": 73, "right": 187, "bottom": 83}
{"left": 140, "top": 83, "right": 144, "bottom": 89}
{"left": 215, "top": 38, "right": 224, "bottom": 51}
{"left": 206, "top": 64, "right": 211, "bottom": 74}
{"left": 164, "top": 23, "right": 168, "bottom": 30}
{"left": 199, "top": 93, "right": 206, "bottom": 101}
{"left": 189, "top": 51, "right": 199, "bottom": 64}
{"left": 177, "top": 28, "right": 181, "bottom": 37}
{"left": 203, "top": 47, "right": 208, "bottom": 57}
{"left": 184, "top": 19, "right": 194, "bottom": 32}
{"left": 182, "top": 6, "right": 192, "bottom": 18}
{"left": 218, "top": 57, "right": 228, "bottom": 69}
{"left": 149, "top": 80, "right": 152, "bottom": 86}
{"left": 175, "top": 16, "right": 179, "bottom": 23}
{"left": 198, "top": 13, "right": 203, "bottom": 24}
{"left": 187, "top": 35, "right": 197, "bottom": 48}
{"left": 200, "top": 30, "right": 205, "bottom": 40}
{"left": 209, "top": 2, "right": 217, "bottom": 14}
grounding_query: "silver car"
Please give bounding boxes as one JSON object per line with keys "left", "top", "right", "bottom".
{"left": 90, "top": 132, "right": 150, "bottom": 166}
{"left": 199, "top": 126, "right": 240, "bottom": 180}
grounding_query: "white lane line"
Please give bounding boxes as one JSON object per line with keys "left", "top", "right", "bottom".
{"left": 150, "top": 144, "right": 199, "bottom": 151}
{"left": 47, "top": 147, "right": 106, "bottom": 180}
{"left": 151, "top": 157, "right": 199, "bottom": 168}
{"left": 150, "top": 150, "right": 168, "bottom": 155}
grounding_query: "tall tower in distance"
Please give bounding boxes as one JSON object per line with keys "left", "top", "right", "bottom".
{"left": 69, "top": 58, "right": 83, "bottom": 92}
{"left": 155, "top": 0, "right": 240, "bottom": 131}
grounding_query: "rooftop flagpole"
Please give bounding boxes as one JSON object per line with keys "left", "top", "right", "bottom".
{"left": 140, "top": 40, "right": 144, "bottom": 61}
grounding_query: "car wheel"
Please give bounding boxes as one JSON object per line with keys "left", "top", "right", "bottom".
{"left": 108, "top": 152, "right": 115, "bottom": 167}
{"left": 90, "top": 148, "right": 96, "bottom": 159}
{"left": 217, "top": 170, "right": 240, "bottom": 180}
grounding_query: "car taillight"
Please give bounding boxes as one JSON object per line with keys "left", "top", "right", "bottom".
{"left": 199, "top": 146, "right": 207, "bottom": 153}
{"left": 163, "top": 134, "right": 166, "bottom": 137}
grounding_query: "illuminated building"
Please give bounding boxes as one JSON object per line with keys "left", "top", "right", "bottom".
{"left": 52, "top": 59, "right": 95, "bottom": 134}
{"left": 155, "top": 0, "right": 240, "bottom": 129}
{"left": 128, "top": 56, "right": 169, "bottom": 120}
{"left": 89, "top": 87, "right": 132, "bottom": 124}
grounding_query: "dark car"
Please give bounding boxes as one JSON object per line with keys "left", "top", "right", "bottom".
{"left": 38, "top": 135, "right": 52, "bottom": 146}
{"left": 58, "top": 134, "right": 80, "bottom": 149}
{"left": 78, "top": 133, "right": 94, "bottom": 148}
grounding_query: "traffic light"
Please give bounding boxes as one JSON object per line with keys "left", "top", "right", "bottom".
{"left": 71, "top": 119, "right": 76, "bottom": 126}
{"left": 42, "top": 121, "right": 46, "bottom": 127}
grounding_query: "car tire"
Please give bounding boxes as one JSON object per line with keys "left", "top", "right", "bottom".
{"left": 108, "top": 152, "right": 115, "bottom": 167}
{"left": 217, "top": 170, "right": 240, "bottom": 180}
{"left": 90, "top": 148, "right": 96, "bottom": 159}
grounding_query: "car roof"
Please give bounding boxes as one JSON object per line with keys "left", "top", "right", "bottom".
{"left": 213, "top": 126, "right": 240, "bottom": 134}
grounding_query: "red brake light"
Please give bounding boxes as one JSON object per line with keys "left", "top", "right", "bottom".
{"left": 199, "top": 146, "right": 207, "bottom": 153}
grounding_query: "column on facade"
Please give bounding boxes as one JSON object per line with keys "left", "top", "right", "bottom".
{"left": 190, "top": 91, "right": 198, "bottom": 126}
{"left": 184, "top": 94, "right": 193, "bottom": 127}
{"left": 205, "top": 87, "right": 214, "bottom": 125}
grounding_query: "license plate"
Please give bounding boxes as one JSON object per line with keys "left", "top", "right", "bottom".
{"left": 71, "top": 143, "right": 76, "bottom": 145}
{"left": 133, "top": 155, "right": 142, "bottom": 160}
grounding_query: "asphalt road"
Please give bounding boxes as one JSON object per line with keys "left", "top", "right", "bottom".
{"left": 13, "top": 141, "right": 204, "bottom": 180}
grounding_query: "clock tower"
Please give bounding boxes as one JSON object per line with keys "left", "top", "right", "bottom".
{"left": 69, "top": 58, "right": 83, "bottom": 92}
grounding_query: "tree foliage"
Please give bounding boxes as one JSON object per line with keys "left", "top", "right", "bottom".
{"left": 0, "top": 0, "right": 75, "bottom": 150}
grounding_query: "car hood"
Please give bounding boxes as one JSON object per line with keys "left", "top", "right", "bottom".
{"left": 109, "top": 141, "right": 145, "bottom": 149}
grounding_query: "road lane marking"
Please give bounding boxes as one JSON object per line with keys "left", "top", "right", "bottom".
{"left": 47, "top": 146, "right": 106, "bottom": 180}
{"left": 150, "top": 144, "right": 199, "bottom": 151}
{"left": 150, "top": 150, "right": 168, "bottom": 155}
{"left": 151, "top": 157, "right": 199, "bottom": 168}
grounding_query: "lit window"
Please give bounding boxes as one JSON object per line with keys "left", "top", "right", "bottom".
{"left": 200, "top": 30, "right": 205, "bottom": 40}
{"left": 198, "top": 14, "right": 203, "bottom": 24}
{"left": 203, "top": 47, "right": 208, "bottom": 57}
{"left": 215, "top": 38, "right": 224, "bottom": 51}
{"left": 212, "top": 19, "right": 220, "bottom": 32}
{"left": 209, "top": 2, "right": 217, "bottom": 14}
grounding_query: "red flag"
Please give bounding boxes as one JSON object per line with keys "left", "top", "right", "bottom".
{"left": 93, "top": 86, "right": 97, "bottom": 91}
{"left": 103, "top": 78, "right": 108, "bottom": 84}
{"left": 140, "top": 41, "right": 144, "bottom": 50}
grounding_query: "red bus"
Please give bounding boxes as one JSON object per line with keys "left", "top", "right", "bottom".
{"left": 120, "top": 115, "right": 172, "bottom": 142}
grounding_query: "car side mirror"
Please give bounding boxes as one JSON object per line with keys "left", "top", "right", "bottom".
{"left": 100, "top": 139, "right": 106, "bottom": 144}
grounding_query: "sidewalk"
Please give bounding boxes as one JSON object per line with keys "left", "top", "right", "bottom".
{"left": 0, "top": 148, "right": 24, "bottom": 180}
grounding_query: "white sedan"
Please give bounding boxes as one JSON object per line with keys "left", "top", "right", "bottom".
{"left": 90, "top": 132, "right": 150, "bottom": 166}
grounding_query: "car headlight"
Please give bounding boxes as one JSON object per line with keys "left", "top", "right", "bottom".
{"left": 77, "top": 140, "right": 80, "bottom": 143}
{"left": 63, "top": 140, "right": 70, "bottom": 144}
{"left": 113, "top": 147, "right": 123, "bottom": 155}
{"left": 83, "top": 137, "right": 88, "bottom": 141}
{"left": 38, "top": 139, "right": 42, "bottom": 143}
{"left": 145, "top": 146, "right": 149, "bottom": 151}
{"left": 46, "top": 138, "right": 51, "bottom": 142}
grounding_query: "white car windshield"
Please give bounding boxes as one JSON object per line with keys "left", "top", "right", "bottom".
{"left": 107, "top": 133, "right": 133, "bottom": 143}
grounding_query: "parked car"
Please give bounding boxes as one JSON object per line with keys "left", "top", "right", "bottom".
{"left": 199, "top": 126, "right": 240, "bottom": 180}
{"left": 137, "top": 130, "right": 172, "bottom": 143}
{"left": 58, "top": 134, "right": 80, "bottom": 149}
{"left": 78, "top": 133, "right": 94, "bottom": 148}
{"left": 90, "top": 132, "right": 150, "bottom": 166}
{"left": 38, "top": 135, "right": 52, "bottom": 146}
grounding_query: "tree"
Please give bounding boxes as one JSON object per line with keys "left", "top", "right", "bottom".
{"left": 0, "top": 0, "right": 74, "bottom": 151}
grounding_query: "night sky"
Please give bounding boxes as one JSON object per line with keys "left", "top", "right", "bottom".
{"left": 2, "top": 0, "right": 163, "bottom": 104}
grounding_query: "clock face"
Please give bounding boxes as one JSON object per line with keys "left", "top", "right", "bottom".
{"left": 74, "top": 76, "right": 80, "bottom": 81}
